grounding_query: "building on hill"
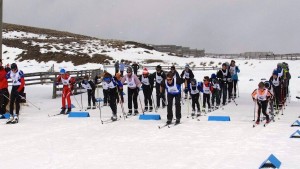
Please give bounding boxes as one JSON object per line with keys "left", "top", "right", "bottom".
{"left": 152, "top": 45, "right": 205, "bottom": 57}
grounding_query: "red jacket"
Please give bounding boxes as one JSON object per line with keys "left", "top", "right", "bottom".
{"left": 0, "top": 67, "right": 8, "bottom": 89}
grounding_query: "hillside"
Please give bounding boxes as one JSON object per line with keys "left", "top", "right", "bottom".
{"left": 2, "top": 23, "right": 154, "bottom": 66}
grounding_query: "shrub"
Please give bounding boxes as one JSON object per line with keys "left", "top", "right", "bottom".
{"left": 144, "top": 59, "right": 164, "bottom": 64}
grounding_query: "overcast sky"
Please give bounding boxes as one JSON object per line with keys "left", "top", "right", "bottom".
{"left": 4, "top": 0, "right": 300, "bottom": 53}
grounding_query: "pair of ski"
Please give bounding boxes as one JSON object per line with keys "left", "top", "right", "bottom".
{"left": 101, "top": 118, "right": 121, "bottom": 124}
{"left": 6, "top": 119, "right": 18, "bottom": 124}
{"left": 48, "top": 112, "right": 69, "bottom": 117}
{"left": 252, "top": 119, "right": 275, "bottom": 127}
{"left": 158, "top": 122, "right": 180, "bottom": 129}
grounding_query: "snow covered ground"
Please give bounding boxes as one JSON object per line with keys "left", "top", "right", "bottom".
{"left": 0, "top": 55, "right": 299, "bottom": 169}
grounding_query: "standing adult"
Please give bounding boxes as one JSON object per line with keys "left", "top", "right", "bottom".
{"left": 229, "top": 60, "right": 240, "bottom": 98}
{"left": 6, "top": 63, "right": 25, "bottom": 123}
{"left": 121, "top": 66, "right": 142, "bottom": 115}
{"left": 217, "top": 63, "right": 231, "bottom": 105}
{"left": 139, "top": 68, "right": 154, "bottom": 112}
{"left": 131, "top": 62, "right": 140, "bottom": 75}
{"left": 0, "top": 59, "right": 10, "bottom": 118}
{"left": 114, "top": 61, "right": 119, "bottom": 74}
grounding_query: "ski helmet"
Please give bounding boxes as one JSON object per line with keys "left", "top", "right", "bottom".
{"left": 211, "top": 73, "right": 217, "bottom": 79}
{"left": 185, "top": 64, "right": 189, "bottom": 68}
{"left": 60, "top": 68, "right": 66, "bottom": 74}
{"left": 142, "top": 68, "right": 149, "bottom": 75}
{"left": 156, "top": 65, "right": 162, "bottom": 70}
{"left": 272, "top": 70, "right": 278, "bottom": 76}
{"left": 191, "top": 78, "right": 197, "bottom": 85}
{"left": 11, "top": 63, "right": 18, "bottom": 70}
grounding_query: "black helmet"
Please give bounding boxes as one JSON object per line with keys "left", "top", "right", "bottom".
{"left": 191, "top": 78, "right": 197, "bottom": 85}
{"left": 11, "top": 63, "right": 18, "bottom": 70}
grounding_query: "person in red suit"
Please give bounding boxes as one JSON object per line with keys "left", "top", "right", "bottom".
{"left": 56, "top": 69, "right": 75, "bottom": 114}
{"left": 0, "top": 59, "right": 10, "bottom": 119}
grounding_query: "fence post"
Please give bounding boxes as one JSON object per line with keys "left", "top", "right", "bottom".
{"left": 52, "top": 74, "right": 57, "bottom": 99}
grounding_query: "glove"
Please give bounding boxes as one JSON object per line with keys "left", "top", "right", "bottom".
{"left": 184, "top": 87, "right": 189, "bottom": 93}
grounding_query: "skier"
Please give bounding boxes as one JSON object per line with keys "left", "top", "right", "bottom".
{"left": 102, "top": 72, "right": 121, "bottom": 121}
{"left": 131, "top": 62, "right": 140, "bottom": 75}
{"left": 251, "top": 82, "right": 273, "bottom": 124}
{"left": 264, "top": 81, "right": 275, "bottom": 115}
{"left": 138, "top": 68, "right": 154, "bottom": 112}
{"left": 217, "top": 63, "right": 231, "bottom": 105}
{"left": 114, "top": 72, "right": 124, "bottom": 103}
{"left": 119, "top": 61, "right": 125, "bottom": 77}
{"left": 188, "top": 78, "right": 202, "bottom": 116}
{"left": 160, "top": 71, "right": 184, "bottom": 124}
{"left": 152, "top": 65, "right": 166, "bottom": 109}
{"left": 170, "top": 65, "right": 180, "bottom": 78}
{"left": 200, "top": 76, "right": 213, "bottom": 112}
{"left": 121, "top": 66, "right": 142, "bottom": 116}
{"left": 114, "top": 60, "right": 119, "bottom": 74}
{"left": 281, "top": 62, "right": 291, "bottom": 102}
{"left": 210, "top": 73, "right": 221, "bottom": 109}
{"left": 6, "top": 63, "right": 25, "bottom": 123}
{"left": 56, "top": 68, "right": 76, "bottom": 114}
{"left": 81, "top": 75, "right": 96, "bottom": 109}
{"left": 229, "top": 60, "right": 240, "bottom": 98}
{"left": 0, "top": 59, "right": 10, "bottom": 118}
{"left": 269, "top": 70, "right": 282, "bottom": 110}
{"left": 181, "top": 64, "right": 194, "bottom": 99}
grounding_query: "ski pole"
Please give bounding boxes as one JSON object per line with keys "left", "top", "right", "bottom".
{"left": 232, "top": 98, "right": 238, "bottom": 106}
{"left": 187, "top": 92, "right": 190, "bottom": 118}
{"left": 18, "top": 94, "right": 41, "bottom": 110}
{"left": 72, "top": 92, "right": 81, "bottom": 111}
{"left": 253, "top": 100, "right": 256, "bottom": 121}
{"left": 151, "top": 92, "right": 157, "bottom": 113}
{"left": 138, "top": 91, "right": 144, "bottom": 115}
{"left": 237, "top": 81, "right": 239, "bottom": 98}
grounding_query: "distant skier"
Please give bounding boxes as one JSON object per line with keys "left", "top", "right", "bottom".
{"left": 200, "top": 76, "right": 213, "bottom": 112}
{"left": 188, "top": 78, "right": 202, "bottom": 116}
{"left": 217, "top": 63, "right": 231, "bottom": 105}
{"left": 181, "top": 64, "right": 194, "bottom": 99}
{"left": 131, "top": 62, "right": 140, "bottom": 75}
{"left": 102, "top": 72, "right": 122, "bottom": 121}
{"left": 152, "top": 65, "right": 166, "bottom": 109}
{"left": 251, "top": 82, "right": 273, "bottom": 124}
{"left": 160, "top": 71, "right": 184, "bottom": 124}
{"left": 119, "top": 61, "right": 125, "bottom": 76}
{"left": 114, "top": 72, "right": 124, "bottom": 103}
{"left": 210, "top": 73, "right": 221, "bottom": 109}
{"left": 114, "top": 60, "right": 119, "bottom": 74}
{"left": 56, "top": 68, "right": 76, "bottom": 114}
{"left": 0, "top": 59, "right": 10, "bottom": 118}
{"left": 81, "top": 75, "right": 96, "bottom": 109}
{"left": 6, "top": 63, "right": 25, "bottom": 123}
{"left": 121, "top": 66, "right": 142, "bottom": 115}
{"left": 269, "top": 70, "right": 282, "bottom": 110}
{"left": 229, "top": 60, "right": 240, "bottom": 98}
{"left": 170, "top": 65, "right": 180, "bottom": 78}
{"left": 138, "top": 68, "right": 154, "bottom": 112}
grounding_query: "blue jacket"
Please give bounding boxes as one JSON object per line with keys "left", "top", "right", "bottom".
{"left": 231, "top": 66, "right": 240, "bottom": 80}
{"left": 119, "top": 63, "right": 125, "bottom": 71}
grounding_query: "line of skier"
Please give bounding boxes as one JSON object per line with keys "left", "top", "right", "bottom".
{"left": 251, "top": 62, "right": 291, "bottom": 124}
{"left": 86, "top": 60, "right": 241, "bottom": 124}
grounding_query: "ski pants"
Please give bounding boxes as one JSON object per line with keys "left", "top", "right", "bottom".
{"left": 10, "top": 86, "right": 24, "bottom": 115}
{"left": 273, "top": 86, "right": 281, "bottom": 108}
{"left": 156, "top": 83, "right": 166, "bottom": 107}
{"left": 227, "top": 81, "right": 233, "bottom": 99}
{"left": 211, "top": 89, "right": 220, "bottom": 106}
{"left": 0, "top": 88, "right": 9, "bottom": 115}
{"left": 233, "top": 80, "right": 238, "bottom": 96}
{"left": 220, "top": 83, "right": 227, "bottom": 105}
{"left": 257, "top": 100, "right": 269, "bottom": 121}
{"left": 128, "top": 87, "right": 138, "bottom": 110}
{"left": 191, "top": 93, "right": 200, "bottom": 111}
{"left": 167, "top": 93, "right": 181, "bottom": 120}
{"left": 61, "top": 86, "right": 71, "bottom": 109}
{"left": 142, "top": 85, "right": 152, "bottom": 108}
{"left": 87, "top": 89, "right": 96, "bottom": 106}
{"left": 108, "top": 88, "right": 117, "bottom": 115}
{"left": 103, "top": 89, "right": 109, "bottom": 104}
{"left": 203, "top": 93, "right": 211, "bottom": 108}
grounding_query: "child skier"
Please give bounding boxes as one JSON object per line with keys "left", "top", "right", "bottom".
{"left": 269, "top": 70, "right": 282, "bottom": 110}
{"left": 160, "top": 71, "right": 184, "bottom": 124}
{"left": 200, "top": 76, "right": 213, "bottom": 112}
{"left": 139, "top": 68, "right": 154, "bottom": 112}
{"left": 251, "top": 82, "right": 273, "bottom": 124}
{"left": 6, "top": 63, "right": 25, "bottom": 123}
{"left": 181, "top": 64, "right": 194, "bottom": 99}
{"left": 210, "top": 73, "right": 221, "bottom": 110}
{"left": 188, "top": 78, "right": 202, "bottom": 116}
{"left": 81, "top": 75, "right": 96, "bottom": 109}
{"left": 102, "top": 72, "right": 121, "bottom": 121}
{"left": 114, "top": 72, "right": 124, "bottom": 103}
{"left": 56, "top": 69, "right": 76, "bottom": 114}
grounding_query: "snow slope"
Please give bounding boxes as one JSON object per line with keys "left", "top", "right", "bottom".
{"left": 0, "top": 55, "right": 299, "bottom": 169}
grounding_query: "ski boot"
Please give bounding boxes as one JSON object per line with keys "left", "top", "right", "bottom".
{"left": 175, "top": 119, "right": 180, "bottom": 124}
{"left": 6, "top": 116, "right": 14, "bottom": 124}
{"left": 134, "top": 109, "right": 139, "bottom": 116}
{"left": 191, "top": 109, "right": 195, "bottom": 116}
{"left": 60, "top": 108, "right": 66, "bottom": 114}
{"left": 196, "top": 110, "right": 201, "bottom": 117}
{"left": 215, "top": 105, "right": 219, "bottom": 110}
{"left": 208, "top": 108, "right": 211, "bottom": 113}
{"left": 11, "top": 115, "right": 19, "bottom": 124}
{"left": 87, "top": 105, "right": 91, "bottom": 109}
{"left": 144, "top": 106, "right": 148, "bottom": 112}
{"left": 127, "top": 109, "right": 132, "bottom": 116}
{"left": 66, "top": 108, "right": 72, "bottom": 114}
{"left": 111, "top": 114, "right": 117, "bottom": 121}
{"left": 149, "top": 106, "right": 153, "bottom": 112}
{"left": 166, "top": 119, "right": 172, "bottom": 125}
{"left": 92, "top": 105, "right": 96, "bottom": 109}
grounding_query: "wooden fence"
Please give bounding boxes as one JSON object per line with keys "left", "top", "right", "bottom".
{"left": 8, "top": 69, "right": 103, "bottom": 99}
